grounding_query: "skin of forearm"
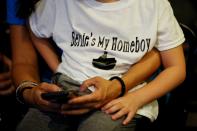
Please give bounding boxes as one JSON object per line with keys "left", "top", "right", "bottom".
{"left": 132, "top": 65, "right": 186, "bottom": 108}
{"left": 10, "top": 25, "right": 40, "bottom": 87}
{"left": 12, "top": 64, "right": 39, "bottom": 85}
{"left": 131, "top": 46, "right": 186, "bottom": 108}
{"left": 108, "top": 49, "right": 161, "bottom": 98}
{"left": 33, "top": 40, "right": 60, "bottom": 73}
{"left": 35, "top": 42, "right": 60, "bottom": 73}
{"left": 30, "top": 30, "right": 60, "bottom": 73}
{"left": 122, "top": 48, "right": 161, "bottom": 92}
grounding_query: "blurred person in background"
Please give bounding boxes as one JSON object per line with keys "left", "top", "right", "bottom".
{"left": 0, "top": 0, "right": 21, "bottom": 130}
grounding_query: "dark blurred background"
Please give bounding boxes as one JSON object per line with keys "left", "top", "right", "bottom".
{"left": 0, "top": 0, "right": 197, "bottom": 131}
{"left": 0, "top": 0, "right": 27, "bottom": 131}
{"left": 170, "top": 0, "right": 197, "bottom": 33}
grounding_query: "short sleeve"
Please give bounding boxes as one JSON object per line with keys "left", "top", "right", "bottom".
{"left": 29, "top": 0, "right": 56, "bottom": 38}
{"left": 154, "top": 0, "right": 185, "bottom": 51}
{"left": 6, "top": 0, "right": 26, "bottom": 25}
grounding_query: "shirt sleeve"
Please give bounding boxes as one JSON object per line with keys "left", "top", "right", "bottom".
{"left": 6, "top": 0, "right": 26, "bottom": 25}
{"left": 154, "top": 0, "right": 185, "bottom": 51}
{"left": 29, "top": 0, "right": 56, "bottom": 38}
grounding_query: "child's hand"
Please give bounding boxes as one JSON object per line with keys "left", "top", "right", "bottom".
{"left": 102, "top": 92, "right": 141, "bottom": 125}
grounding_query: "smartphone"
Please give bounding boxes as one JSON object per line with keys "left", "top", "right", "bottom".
{"left": 41, "top": 91, "right": 69, "bottom": 103}
{"left": 41, "top": 88, "right": 92, "bottom": 104}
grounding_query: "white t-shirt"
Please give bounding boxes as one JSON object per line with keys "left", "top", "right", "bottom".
{"left": 29, "top": 0, "right": 185, "bottom": 122}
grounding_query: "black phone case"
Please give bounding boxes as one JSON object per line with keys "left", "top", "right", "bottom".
{"left": 41, "top": 91, "right": 69, "bottom": 103}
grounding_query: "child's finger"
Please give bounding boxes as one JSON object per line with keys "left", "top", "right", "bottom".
{"left": 122, "top": 112, "right": 134, "bottom": 125}
{"left": 104, "top": 103, "right": 122, "bottom": 114}
{"left": 111, "top": 108, "right": 127, "bottom": 120}
{"left": 102, "top": 99, "right": 119, "bottom": 111}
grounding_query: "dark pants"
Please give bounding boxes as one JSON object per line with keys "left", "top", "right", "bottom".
{"left": 17, "top": 73, "right": 151, "bottom": 131}
{"left": 17, "top": 108, "right": 151, "bottom": 131}
{"left": 0, "top": 95, "right": 28, "bottom": 131}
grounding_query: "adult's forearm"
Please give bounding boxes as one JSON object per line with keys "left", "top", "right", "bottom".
{"left": 10, "top": 25, "right": 40, "bottom": 86}
{"left": 12, "top": 64, "right": 40, "bottom": 86}
{"left": 122, "top": 48, "right": 161, "bottom": 92}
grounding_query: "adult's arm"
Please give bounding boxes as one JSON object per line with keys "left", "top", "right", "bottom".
{"left": 61, "top": 48, "right": 161, "bottom": 115}
{"left": 10, "top": 25, "right": 61, "bottom": 112}
{"left": 10, "top": 25, "right": 41, "bottom": 104}
{"left": 122, "top": 48, "right": 161, "bottom": 92}
{"left": 10, "top": 25, "right": 39, "bottom": 86}
{"left": 103, "top": 45, "right": 186, "bottom": 125}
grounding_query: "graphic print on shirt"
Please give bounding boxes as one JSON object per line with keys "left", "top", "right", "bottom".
{"left": 92, "top": 51, "right": 117, "bottom": 70}
{"left": 70, "top": 31, "right": 151, "bottom": 70}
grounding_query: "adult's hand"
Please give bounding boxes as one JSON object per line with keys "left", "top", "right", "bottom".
{"left": 60, "top": 76, "right": 122, "bottom": 115}
{"left": 0, "top": 54, "right": 15, "bottom": 95}
{"left": 23, "top": 82, "right": 62, "bottom": 113}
